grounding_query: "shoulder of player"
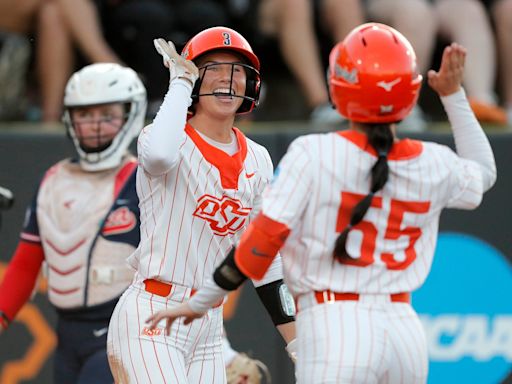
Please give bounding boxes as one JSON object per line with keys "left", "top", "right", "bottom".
{"left": 418, "top": 140, "right": 455, "bottom": 157}
{"left": 287, "top": 133, "right": 329, "bottom": 156}
{"left": 39, "top": 158, "right": 76, "bottom": 184}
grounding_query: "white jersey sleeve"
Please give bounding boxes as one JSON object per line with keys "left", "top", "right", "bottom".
{"left": 137, "top": 79, "right": 192, "bottom": 176}
{"left": 245, "top": 144, "right": 284, "bottom": 287}
{"left": 262, "top": 136, "right": 314, "bottom": 228}
{"left": 441, "top": 88, "right": 497, "bottom": 193}
{"left": 434, "top": 144, "right": 484, "bottom": 210}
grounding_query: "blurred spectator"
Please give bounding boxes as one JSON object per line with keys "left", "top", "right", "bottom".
{"left": 1, "top": 0, "right": 229, "bottom": 122}
{"left": 54, "top": 0, "right": 234, "bottom": 119}
{"left": 366, "top": 0, "right": 438, "bottom": 131}
{"left": 490, "top": 0, "right": 512, "bottom": 124}
{"left": 257, "top": 0, "right": 365, "bottom": 123}
{"left": 434, "top": 0, "right": 507, "bottom": 125}
{"left": 0, "top": 0, "right": 35, "bottom": 120}
{"left": 96, "top": 0, "right": 230, "bottom": 116}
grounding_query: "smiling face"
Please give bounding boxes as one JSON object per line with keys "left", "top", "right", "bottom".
{"left": 194, "top": 51, "right": 248, "bottom": 118}
{"left": 70, "top": 103, "right": 125, "bottom": 152}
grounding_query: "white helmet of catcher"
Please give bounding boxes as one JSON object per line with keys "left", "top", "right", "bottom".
{"left": 63, "top": 63, "right": 147, "bottom": 171}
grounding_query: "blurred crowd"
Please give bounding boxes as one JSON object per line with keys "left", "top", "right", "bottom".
{"left": 0, "top": 0, "right": 511, "bottom": 129}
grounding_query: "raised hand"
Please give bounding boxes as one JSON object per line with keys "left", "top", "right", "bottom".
{"left": 145, "top": 302, "right": 204, "bottom": 336}
{"left": 153, "top": 38, "right": 199, "bottom": 86}
{"left": 427, "top": 42, "right": 467, "bottom": 97}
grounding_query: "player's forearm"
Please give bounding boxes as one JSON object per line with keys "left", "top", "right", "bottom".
{"left": 189, "top": 245, "right": 252, "bottom": 314}
{"left": 0, "top": 241, "right": 44, "bottom": 323}
{"left": 441, "top": 88, "right": 497, "bottom": 191}
{"left": 188, "top": 278, "right": 229, "bottom": 314}
{"left": 276, "top": 322, "right": 296, "bottom": 344}
{"left": 138, "top": 79, "right": 192, "bottom": 176}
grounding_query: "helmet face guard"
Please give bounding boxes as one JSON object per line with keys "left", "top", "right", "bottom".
{"left": 182, "top": 26, "right": 261, "bottom": 114}
{"left": 63, "top": 63, "right": 147, "bottom": 171}
{"left": 68, "top": 104, "right": 130, "bottom": 153}
{"left": 328, "top": 23, "right": 423, "bottom": 124}
{"left": 191, "top": 61, "right": 260, "bottom": 114}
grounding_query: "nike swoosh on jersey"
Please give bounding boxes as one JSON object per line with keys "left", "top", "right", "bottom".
{"left": 246, "top": 172, "right": 255, "bottom": 179}
{"left": 116, "top": 198, "right": 131, "bottom": 205}
{"left": 251, "top": 247, "right": 271, "bottom": 258}
{"left": 93, "top": 327, "right": 108, "bottom": 337}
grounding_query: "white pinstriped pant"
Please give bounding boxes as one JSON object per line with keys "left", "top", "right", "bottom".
{"left": 107, "top": 282, "right": 225, "bottom": 384}
{"left": 295, "top": 293, "right": 428, "bottom": 384}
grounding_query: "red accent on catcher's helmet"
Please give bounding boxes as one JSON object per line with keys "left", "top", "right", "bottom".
{"left": 182, "top": 26, "right": 260, "bottom": 114}
{"left": 328, "top": 23, "right": 423, "bottom": 123}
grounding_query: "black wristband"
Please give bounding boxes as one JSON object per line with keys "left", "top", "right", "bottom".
{"left": 213, "top": 248, "right": 247, "bottom": 291}
{"left": 256, "top": 280, "right": 296, "bottom": 326}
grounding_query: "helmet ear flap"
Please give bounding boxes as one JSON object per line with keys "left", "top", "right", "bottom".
{"left": 237, "top": 76, "right": 260, "bottom": 114}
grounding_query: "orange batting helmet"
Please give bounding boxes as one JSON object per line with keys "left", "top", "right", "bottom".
{"left": 328, "top": 23, "right": 422, "bottom": 124}
{"left": 182, "top": 26, "right": 260, "bottom": 114}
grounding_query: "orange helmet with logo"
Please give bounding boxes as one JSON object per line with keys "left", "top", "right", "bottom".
{"left": 328, "top": 23, "right": 422, "bottom": 124}
{"left": 182, "top": 26, "right": 260, "bottom": 114}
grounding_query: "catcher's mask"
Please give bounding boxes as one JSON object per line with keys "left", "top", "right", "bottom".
{"left": 63, "top": 63, "right": 147, "bottom": 171}
{"left": 328, "top": 22, "right": 422, "bottom": 124}
{"left": 181, "top": 26, "right": 261, "bottom": 114}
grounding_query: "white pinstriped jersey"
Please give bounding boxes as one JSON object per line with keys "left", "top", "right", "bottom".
{"left": 263, "top": 129, "right": 484, "bottom": 296}
{"left": 129, "top": 123, "right": 274, "bottom": 289}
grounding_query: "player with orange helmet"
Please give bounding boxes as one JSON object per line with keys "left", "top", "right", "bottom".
{"left": 181, "top": 26, "right": 261, "bottom": 114}
{"left": 146, "top": 23, "right": 497, "bottom": 383}
{"left": 328, "top": 23, "right": 422, "bottom": 124}
{"left": 107, "top": 27, "right": 295, "bottom": 383}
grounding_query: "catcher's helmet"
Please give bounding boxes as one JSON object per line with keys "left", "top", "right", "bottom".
{"left": 181, "top": 26, "right": 260, "bottom": 114}
{"left": 328, "top": 23, "right": 422, "bottom": 124}
{"left": 63, "top": 63, "right": 147, "bottom": 171}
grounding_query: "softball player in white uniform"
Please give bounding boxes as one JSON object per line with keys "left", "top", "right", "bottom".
{"left": 0, "top": 63, "right": 147, "bottom": 383}
{"left": 146, "top": 23, "right": 497, "bottom": 383}
{"left": 107, "top": 27, "right": 295, "bottom": 384}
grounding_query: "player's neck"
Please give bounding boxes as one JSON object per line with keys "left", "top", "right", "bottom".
{"left": 350, "top": 122, "right": 398, "bottom": 138}
{"left": 189, "top": 114, "right": 235, "bottom": 143}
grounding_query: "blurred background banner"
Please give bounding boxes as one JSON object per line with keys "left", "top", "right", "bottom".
{"left": 0, "top": 126, "right": 511, "bottom": 384}
{"left": 414, "top": 233, "right": 512, "bottom": 384}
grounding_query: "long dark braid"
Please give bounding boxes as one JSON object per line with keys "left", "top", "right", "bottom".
{"left": 333, "top": 123, "right": 394, "bottom": 261}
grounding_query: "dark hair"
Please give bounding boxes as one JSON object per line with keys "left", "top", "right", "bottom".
{"left": 333, "top": 123, "right": 394, "bottom": 261}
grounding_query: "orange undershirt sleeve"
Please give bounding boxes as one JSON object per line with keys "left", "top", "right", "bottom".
{"left": 234, "top": 213, "right": 290, "bottom": 280}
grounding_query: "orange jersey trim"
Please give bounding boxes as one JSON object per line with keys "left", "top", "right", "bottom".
{"left": 337, "top": 129, "right": 423, "bottom": 160}
{"left": 235, "top": 214, "right": 290, "bottom": 280}
{"left": 185, "top": 124, "right": 248, "bottom": 190}
{"left": 113, "top": 159, "right": 137, "bottom": 197}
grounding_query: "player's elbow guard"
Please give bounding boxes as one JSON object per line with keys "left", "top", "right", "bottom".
{"left": 256, "top": 280, "right": 295, "bottom": 326}
{"left": 213, "top": 248, "right": 248, "bottom": 291}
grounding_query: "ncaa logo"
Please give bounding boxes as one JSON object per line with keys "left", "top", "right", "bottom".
{"left": 193, "top": 194, "right": 251, "bottom": 236}
{"left": 413, "top": 233, "right": 512, "bottom": 383}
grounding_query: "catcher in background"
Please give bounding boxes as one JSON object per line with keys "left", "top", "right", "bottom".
{"left": 146, "top": 23, "right": 496, "bottom": 383}
{"left": 107, "top": 26, "right": 295, "bottom": 384}
{"left": 0, "top": 63, "right": 147, "bottom": 383}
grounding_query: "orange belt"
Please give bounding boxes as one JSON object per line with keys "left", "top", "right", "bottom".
{"left": 143, "top": 279, "right": 222, "bottom": 308}
{"left": 314, "top": 290, "right": 410, "bottom": 304}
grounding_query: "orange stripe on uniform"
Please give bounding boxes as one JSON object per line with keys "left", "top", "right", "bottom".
{"left": 235, "top": 213, "right": 290, "bottom": 280}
